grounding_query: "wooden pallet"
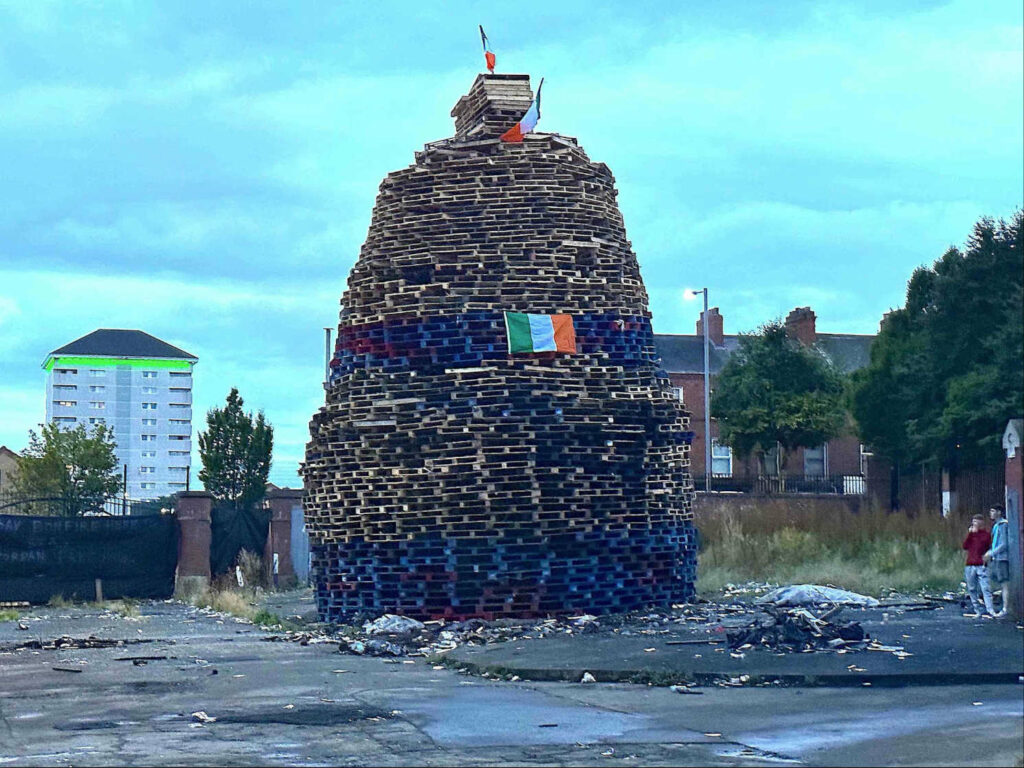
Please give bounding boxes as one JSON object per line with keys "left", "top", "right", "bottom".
{"left": 302, "top": 74, "right": 697, "bottom": 621}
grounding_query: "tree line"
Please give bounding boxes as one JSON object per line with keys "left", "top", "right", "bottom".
{"left": 9, "top": 387, "right": 273, "bottom": 516}
{"left": 712, "top": 211, "right": 1022, "bottom": 476}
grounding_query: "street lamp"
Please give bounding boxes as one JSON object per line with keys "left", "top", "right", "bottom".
{"left": 323, "top": 327, "right": 333, "bottom": 388}
{"left": 684, "top": 288, "right": 712, "bottom": 493}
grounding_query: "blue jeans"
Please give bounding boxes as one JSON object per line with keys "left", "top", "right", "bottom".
{"left": 964, "top": 565, "right": 995, "bottom": 614}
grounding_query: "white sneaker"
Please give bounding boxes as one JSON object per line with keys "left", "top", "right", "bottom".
{"left": 992, "top": 611, "right": 1007, "bottom": 618}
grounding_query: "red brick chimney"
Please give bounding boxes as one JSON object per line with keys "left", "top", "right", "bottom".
{"left": 696, "top": 307, "right": 725, "bottom": 347}
{"left": 785, "top": 307, "right": 817, "bottom": 345}
{"left": 880, "top": 310, "right": 895, "bottom": 333}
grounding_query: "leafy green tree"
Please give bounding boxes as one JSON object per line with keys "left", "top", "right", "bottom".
{"left": 711, "top": 321, "right": 847, "bottom": 475}
{"left": 198, "top": 388, "right": 273, "bottom": 511}
{"left": 851, "top": 212, "right": 1023, "bottom": 469}
{"left": 13, "top": 423, "right": 121, "bottom": 515}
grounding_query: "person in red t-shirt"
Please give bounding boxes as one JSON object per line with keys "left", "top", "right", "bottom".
{"left": 962, "top": 514, "right": 996, "bottom": 617}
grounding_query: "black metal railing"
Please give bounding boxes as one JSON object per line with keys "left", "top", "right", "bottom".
{"left": 0, "top": 491, "right": 167, "bottom": 517}
{"left": 703, "top": 474, "right": 867, "bottom": 496}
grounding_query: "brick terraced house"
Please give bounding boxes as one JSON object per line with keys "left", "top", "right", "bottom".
{"left": 654, "top": 307, "right": 874, "bottom": 492}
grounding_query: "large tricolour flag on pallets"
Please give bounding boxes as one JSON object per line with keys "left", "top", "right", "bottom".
{"left": 500, "top": 78, "right": 543, "bottom": 143}
{"left": 504, "top": 311, "right": 577, "bottom": 354}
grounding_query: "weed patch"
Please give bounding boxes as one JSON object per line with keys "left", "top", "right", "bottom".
{"left": 101, "top": 599, "right": 140, "bottom": 618}
{"left": 696, "top": 501, "right": 968, "bottom": 597}
{"left": 0, "top": 609, "right": 20, "bottom": 622}
{"left": 252, "top": 609, "right": 283, "bottom": 628}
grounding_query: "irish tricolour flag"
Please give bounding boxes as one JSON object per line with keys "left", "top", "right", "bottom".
{"left": 504, "top": 311, "right": 577, "bottom": 354}
{"left": 500, "top": 78, "right": 543, "bottom": 143}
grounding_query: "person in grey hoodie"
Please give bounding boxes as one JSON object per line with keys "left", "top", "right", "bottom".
{"left": 985, "top": 505, "right": 1010, "bottom": 618}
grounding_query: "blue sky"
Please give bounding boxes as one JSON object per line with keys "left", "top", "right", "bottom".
{"left": 0, "top": 0, "right": 1020, "bottom": 488}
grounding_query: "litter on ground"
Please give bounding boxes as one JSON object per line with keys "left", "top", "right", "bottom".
{"left": 755, "top": 585, "right": 880, "bottom": 607}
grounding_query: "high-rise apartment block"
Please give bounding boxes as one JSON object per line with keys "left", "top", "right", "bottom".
{"left": 43, "top": 329, "right": 198, "bottom": 500}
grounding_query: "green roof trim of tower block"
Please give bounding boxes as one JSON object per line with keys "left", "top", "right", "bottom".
{"left": 43, "top": 356, "right": 194, "bottom": 371}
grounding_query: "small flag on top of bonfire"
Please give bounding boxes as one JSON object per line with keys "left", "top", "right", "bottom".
{"left": 479, "top": 25, "right": 496, "bottom": 73}
{"left": 500, "top": 78, "right": 543, "bottom": 143}
{"left": 504, "top": 311, "right": 577, "bottom": 354}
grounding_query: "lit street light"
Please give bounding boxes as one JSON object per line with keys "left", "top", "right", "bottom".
{"left": 684, "top": 288, "right": 712, "bottom": 493}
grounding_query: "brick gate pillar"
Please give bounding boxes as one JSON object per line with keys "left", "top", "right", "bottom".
{"left": 175, "top": 491, "right": 213, "bottom": 595}
{"left": 265, "top": 489, "right": 301, "bottom": 588}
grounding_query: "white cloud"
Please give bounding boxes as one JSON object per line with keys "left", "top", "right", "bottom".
{"left": 0, "top": 386, "right": 47, "bottom": 453}
{"left": 535, "top": 0, "right": 1022, "bottom": 170}
{"left": 640, "top": 199, "right": 992, "bottom": 335}
{"left": 0, "top": 84, "right": 119, "bottom": 130}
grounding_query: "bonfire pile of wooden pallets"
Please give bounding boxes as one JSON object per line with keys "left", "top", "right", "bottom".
{"left": 302, "top": 74, "right": 697, "bottom": 621}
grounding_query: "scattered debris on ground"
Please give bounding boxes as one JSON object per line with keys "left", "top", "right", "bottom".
{"left": 2, "top": 582, "right": 941, "bottom": 680}
{"left": 5, "top": 635, "right": 159, "bottom": 652}
{"left": 363, "top": 614, "right": 425, "bottom": 636}
{"left": 726, "top": 605, "right": 868, "bottom": 652}
{"left": 244, "top": 582, "right": 941, "bottom": 669}
{"left": 756, "top": 585, "right": 880, "bottom": 607}
{"left": 345, "top": 638, "right": 407, "bottom": 657}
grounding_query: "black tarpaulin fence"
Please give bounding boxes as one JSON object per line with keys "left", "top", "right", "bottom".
{"left": 210, "top": 505, "right": 271, "bottom": 577}
{"left": 0, "top": 513, "right": 177, "bottom": 604}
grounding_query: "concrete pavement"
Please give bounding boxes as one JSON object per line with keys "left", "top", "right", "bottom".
{"left": 445, "top": 603, "right": 1024, "bottom": 686}
{"left": 0, "top": 600, "right": 1021, "bottom": 766}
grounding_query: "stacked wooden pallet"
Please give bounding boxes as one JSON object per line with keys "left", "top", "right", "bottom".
{"left": 302, "top": 74, "right": 697, "bottom": 621}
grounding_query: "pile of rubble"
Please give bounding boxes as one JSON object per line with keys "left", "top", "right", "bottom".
{"left": 258, "top": 583, "right": 928, "bottom": 663}
{"left": 726, "top": 606, "right": 868, "bottom": 653}
{"left": 338, "top": 613, "right": 608, "bottom": 658}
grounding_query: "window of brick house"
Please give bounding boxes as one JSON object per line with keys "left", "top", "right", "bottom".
{"left": 711, "top": 439, "right": 733, "bottom": 477}
{"left": 804, "top": 444, "right": 827, "bottom": 477}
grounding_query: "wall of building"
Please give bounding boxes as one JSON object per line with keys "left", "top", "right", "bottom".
{"left": 0, "top": 450, "right": 19, "bottom": 494}
{"left": 669, "top": 371, "right": 864, "bottom": 481}
{"left": 46, "top": 358, "right": 194, "bottom": 500}
{"left": 669, "top": 372, "right": 714, "bottom": 477}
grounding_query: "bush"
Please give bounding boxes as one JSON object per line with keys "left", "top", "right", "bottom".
{"left": 251, "top": 609, "right": 282, "bottom": 628}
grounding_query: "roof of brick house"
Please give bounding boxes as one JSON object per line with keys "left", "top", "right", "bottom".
{"left": 654, "top": 306, "right": 874, "bottom": 375}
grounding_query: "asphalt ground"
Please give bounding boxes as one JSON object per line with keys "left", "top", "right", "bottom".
{"left": 445, "top": 603, "right": 1024, "bottom": 686}
{"left": 0, "top": 598, "right": 1022, "bottom": 767}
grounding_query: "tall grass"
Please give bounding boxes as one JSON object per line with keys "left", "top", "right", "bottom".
{"left": 185, "top": 587, "right": 257, "bottom": 619}
{"left": 696, "top": 500, "right": 970, "bottom": 597}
